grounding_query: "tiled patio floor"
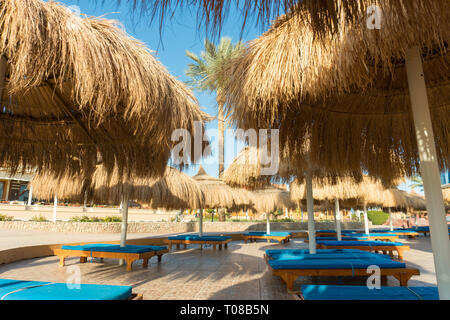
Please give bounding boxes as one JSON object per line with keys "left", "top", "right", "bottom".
{"left": 0, "top": 237, "right": 437, "bottom": 300}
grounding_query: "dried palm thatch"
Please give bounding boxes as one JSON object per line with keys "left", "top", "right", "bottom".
{"left": 251, "top": 186, "right": 294, "bottom": 213}
{"left": 402, "top": 190, "right": 426, "bottom": 211}
{"left": 192, "top": 165, "right": 252, "bottom": 208}
{"left": 30, "top": 166, "right": 205, "bottom": 210}
{"left": 222, "top": 145, "right": 367, "bottom": 190}
{"left": 122, "top": 1, "right": 427, "bottom": 38}
{"left": 223, "top": 0, "right": 450, "bottom": 184}
{"left": 442, "top": 185, "right": 450, "bottom": 205}
{"left": 290, "top": 176, "right": 414, "bottom": 209}
{"left": 30, "top": 169, "right": 88, "bottom": 203}
{"left": 0, "top": 0, "right": 208, "bottom": 179}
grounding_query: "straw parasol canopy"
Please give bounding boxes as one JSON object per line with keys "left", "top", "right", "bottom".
{"left": 222, "top": 0, "right": 450, "bottom": 184}
{"left": 192, "top": 165, "right": 252, "bottom": 209}
{"left": 251, "top": 186, "right": 294, "bottom": 214}
{"left": 290, "top": 176, "right": 417, "bottom": 210}
{"left": 30, "top": 166, "right": 205, "bottom": 210}
{"left": 442, "top": 185, "right": 450, "bottom": 205}
{"left": 125, "top": 1, "right": 423, "bottom": 38}
{"left": 0, "top": 0, "right": 208, "bottom": 179}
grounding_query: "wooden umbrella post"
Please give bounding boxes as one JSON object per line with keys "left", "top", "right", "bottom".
{"left": 334, "top": 199, "right": 342, "bottom": 241}
{"left": 199, "top": 208, "right": 204, "bottom": 236}
{"left": 305, "top": 172, "right": 316, "bottom": 254}
{"left": 389, "top": 207, "right": 394, "bottom": 232}
{"left": 363, "top": 204, "right": 369, "bottom": 234}
{"left": 26, "top": 186, "right": 33, "bottom": 210}
{"left": 119, "top": 194, "right": 129, "bottom": 266}
{"left": 52, "top": 195, "right": 58, "bottom": 223}
{"left": 266, "top": 212, "right": 271, "bottom": 234}
{"left": 406, "top": 46, "right": 450, "bottom": 299}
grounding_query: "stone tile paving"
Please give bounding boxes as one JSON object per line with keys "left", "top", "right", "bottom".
{"left": 0, "top": 236, "right": 438, "bottom": 300}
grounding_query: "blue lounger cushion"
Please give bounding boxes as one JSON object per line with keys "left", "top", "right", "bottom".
{"left": 317, "top": 240, "right": 404, "bottom": 246}
{"left": 371, "top": 229, "right": 416, "bottom": 233}
{"left": 316, "top": 230, "right": 358, "bottom": 233}
{"left": 0, "top": 279, "right": 132, "bottom": 300}
{"left": 314, "top": 236, "right": 369, "bottom": 241}
{"left": 266, "top": 249, "right": 370, "bottom": 256}
{"left": 300, "top": 285, "right": 439, "bottom": 300}
{"left": 60, "top": 244, "right": 167, "bottom": 253}
{"left": 167, "top": 235, "right": 231, "bottom": 241}
{"left": 267, "top": 252, "right": 392, "bottom": 261}
{"left": 268, "top": 258, "right": 405, "bottom": 270}
{"left": 245, "top": 232, "right": 291, "bottom": 237}
{"left": 411, "top": 226, "right": 430, "bottom": 231}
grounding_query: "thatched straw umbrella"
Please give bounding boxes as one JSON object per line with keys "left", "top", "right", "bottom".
{"left": 192, "top": 165, "right": 252, "bottom": 235}
{"left": 252, "top": 186, "right": 294, "bottom": 234}
{"left": 443, "top": 185, "right": 450, "bottom": 206}
{"left": 2, "top": 0, "right": 211, "bottom": 257}
{"left": 0, "top": 0, "right": 207, "bottom": 179}
{"left": 30, "top": 165, "right": 205, "bottom": 222}
{"left": 222, "top": 1, "right": 450, "bottom": 297}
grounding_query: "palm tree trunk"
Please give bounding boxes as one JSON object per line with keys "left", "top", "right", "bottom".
{"left": 217, "top": 92, "right": 226, "bottom": 222}
{"left": 217, "top": 93, "right": 225, "bottom": 178}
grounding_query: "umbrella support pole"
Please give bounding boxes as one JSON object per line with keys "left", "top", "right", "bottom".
{"left": 266, "top": 213, "right": 271, "bottom": 235}
{"left": 52, "top": 195, "right": 57, "bottom": 223}
{"left": 199, "top": 208, "right": 203, "bottom": 237}
{"left": 389, "top": 208, "right": 394, "bottom": 231}
{"left": 363, "top": 204, "right": 369, "bottom": 234}
{"left": 406, "top": 46, "right": 450, "bottom": 299}
{"left": 119, "top": 195, "right": 129, "bottom": 266}
{"left": 334, "top": 199, "right": 342, "bottom": 241}
{"left": 305, "top": 172, "right": 316, "bottom": 254}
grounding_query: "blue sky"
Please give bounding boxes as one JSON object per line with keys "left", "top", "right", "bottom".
{"left": 59, "top": 1, "right": 418, "bottom": 193}
{"left": 61, "top": 0, "right": 265, "bottom": 178}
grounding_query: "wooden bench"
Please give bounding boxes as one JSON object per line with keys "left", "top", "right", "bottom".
{"left": 54, "top": 245, "right": 168, "bottom": 272}
{"left": 316, "top": 243, "right": 409, "bottom": 260}
{"left": 165, "top": 237, "right": 232, "bottom": 251}
{"left": 266, "top": 263, "right": 420, "bottom": 292}
{"left": 243, "top": 233, "right": 291, "bottom": 244}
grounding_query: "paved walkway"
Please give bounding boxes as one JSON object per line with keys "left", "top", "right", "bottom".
{"left": 0, "top": 232, "right": 438, "bottom": 300}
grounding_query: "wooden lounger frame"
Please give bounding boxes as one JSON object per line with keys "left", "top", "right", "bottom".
{"left": 165, "top": 238, "right": 232, "bottom": 251}
{"left": 415, "top": 230, "right": 430, "bottom": 236}
{"left": 243, "top": 234, "right": 291, "bottom": 244}
{"left": 266, "top": 263, "right": 420, "bottom": 292}
{"left": 316, "top": 243, "right": 409, "bottom": 260}
{"left": 54, "top": 248, "right": 169, "bottom": 272}
{"left": 313, "top": 234, "right": 399, "bottom": 242}
{"left": 129, "top": 293, "right": 144, "bottom": 300}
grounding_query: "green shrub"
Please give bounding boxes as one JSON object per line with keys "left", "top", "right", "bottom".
{"left": 102, "top": 216, "right": 122, "bottom": 222}
{"left": 367, "top": 210, "right": 389, "bottom": 225}
{"left": 31, "top": 215, "right": 48, "bottom": 222}
{"left": 0, "top": 214, "right": 13, "bottom": 221}
{"left": 69, "top": 216, "right": 121, "bottom": 222}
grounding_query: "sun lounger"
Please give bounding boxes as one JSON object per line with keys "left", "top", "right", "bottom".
{"left": 54, "top": 244, "right": 168, "bottom": 271}
{"left": 242, "top": 231, "right": 291, "bottom": 243}
{"left": 299, "top": 285, "right": 438, "bottom": 300}
{"left": 410, "top": 226, "right": 430, "bottom": 236}
{"left": 265, "top": 249, "right": 392, "bottom": 261}
{"left": 165, "top": 235, "right": 232, "bottom": 251}
{"left": 370, "top": 229, "right": 420, "bottom": 239}
{"left": 266, "top": 257, "right": 419, "bottom": 292}
{"left": 316, "top": 232, "right": 399, "bottom": 242}
{"left": 316, "top": 240, "right": 409, "bottom": 260}
{"left": 0, "top": 278, "right": 142, "bottom": 300}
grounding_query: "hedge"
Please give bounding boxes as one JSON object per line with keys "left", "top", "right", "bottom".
{"left": 367, "top": 210, "right": 389, "bottom": 225}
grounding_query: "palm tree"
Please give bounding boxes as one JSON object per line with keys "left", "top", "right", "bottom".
{"left": 185, "top": 37, "right": 244, "bottom": 178}
{"left": 409, "top": 176, "right": 424, "bottom": 192}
